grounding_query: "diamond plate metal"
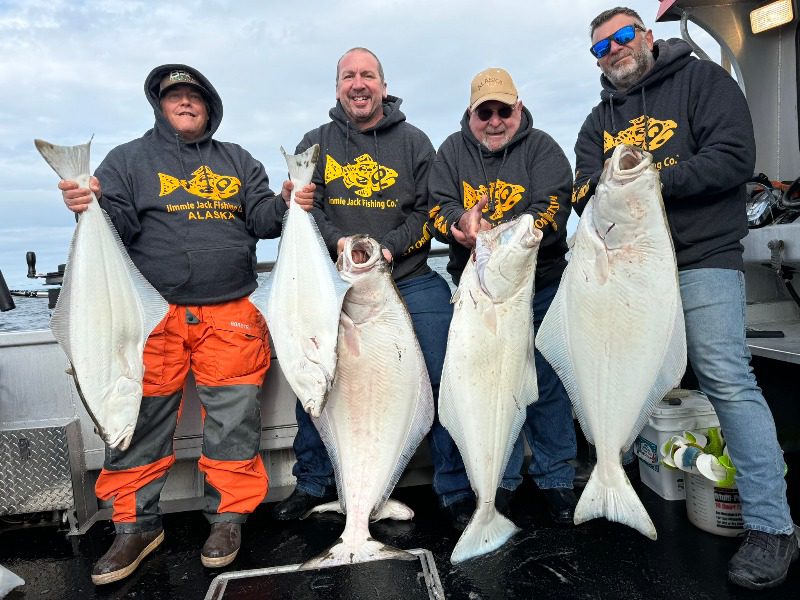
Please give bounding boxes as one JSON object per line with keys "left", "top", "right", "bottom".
{"left": 0, "top": 426, "right": 74, "bottom": 514}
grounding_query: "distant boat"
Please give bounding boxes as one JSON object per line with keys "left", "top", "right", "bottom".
{"left": 9, "top": 290, "right": 49, "bottom": 299}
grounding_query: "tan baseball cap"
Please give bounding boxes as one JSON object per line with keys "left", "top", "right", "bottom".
{"left": 469, "top": 67, "right": 518, "bottom": 111}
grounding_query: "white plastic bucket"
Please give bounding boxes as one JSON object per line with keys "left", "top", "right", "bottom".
{"left": 635, "top": 391, "right": 719, "bottom": 500}
{"left": 684, "top": 473, "right": 743, "bottom": 537}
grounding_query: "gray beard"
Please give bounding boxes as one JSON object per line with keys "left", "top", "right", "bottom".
{"left": 481, "top": 133, "right": 510, "bottom": 151}
{"left": 604, "top": 44, "right": 655, "bottom": 92}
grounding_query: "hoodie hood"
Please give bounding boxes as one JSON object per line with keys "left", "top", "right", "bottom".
{"left": 600, "top": 38, "right": 694, "bottom": 101}
{"left": 329, "top": 94, "right": 406, "bottom": 134}
{"left": 144, "top": 63, "right": 223, "bottom": 144}
{"left": 573, "top": 36, "right": 755, "bottom": 273}
{"left": 325, "top": 94, "right": 408, "bottom": 186}
{"left": 596, "top": 39, "right": 694, "bottom": 147}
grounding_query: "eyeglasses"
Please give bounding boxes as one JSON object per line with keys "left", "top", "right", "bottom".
{"left": 475, "top": 105, "right": 514, "bottom": 121}
{"left": 590, "top": 24, "right": 646, "bottom": 59}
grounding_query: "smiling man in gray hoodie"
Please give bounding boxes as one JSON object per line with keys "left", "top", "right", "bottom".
{"left": 271, "top": 47, "right": 470, "bottom": 530}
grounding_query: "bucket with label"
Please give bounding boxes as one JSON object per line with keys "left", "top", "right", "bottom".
{"left": 684, "top": 473, "right": 743, "bottom": 537}
{"left": 635, "top": 391, "right": 719, "bottom": 500}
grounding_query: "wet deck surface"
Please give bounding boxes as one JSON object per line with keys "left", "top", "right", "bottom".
{"left": 2, "top": 453, "right": 799, "bottom": 600}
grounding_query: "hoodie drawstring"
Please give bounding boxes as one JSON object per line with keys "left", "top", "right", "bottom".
{"left": 195, "top": 142, "right": 213, "bottom": 194}
{"left": 641, "top": 87, "right": 650, "bottom": 151}
{"left": 171, "top": 136, "right": 214, "bottom": 251}
{"left": 174, "top": 136, "right": 213, "bottom": 193}
{"left": 609, "top": 95, "right": 616, "bottom": 132}
{"left": 478, "top": 146, "right": 508, "bottom": 216}
{"left": 373, "top": 130, "right": 383, "bottom": 199}
{"left": 344, "top": 124, "right": 351, "bottom": 169}
{"left": 343, "top": 120, "right": 384, "bottom": 199}
{"left": 175, "top": 135, "right": 189, "bottom": 182}
{"left": 606, "top": 88, "right": 651, "bottom": 152}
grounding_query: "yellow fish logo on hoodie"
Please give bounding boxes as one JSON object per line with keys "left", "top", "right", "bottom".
{"left": 603, "top": 115, "right": 677, "bottom": 153}
{"left": 463, "top": 180, "right": 525, "bottom": 220}
{"left": 159, "top": 166, "right": 241, "bottom": 200}
{"left": 324, "top": 153, "right": 398, "bottom": 198}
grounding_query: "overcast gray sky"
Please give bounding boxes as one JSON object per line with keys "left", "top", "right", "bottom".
{"left": 0, "top": 0, "right": 706, "bottom": 290}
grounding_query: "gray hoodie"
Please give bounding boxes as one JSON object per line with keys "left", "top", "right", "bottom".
{"left": 574, "top": 39, "right": 756, "bottom": 271}
{"left": 295, "top": 95, "right": 435, "bottom": 283}
{"left": 95, "top": 63, "right": 287, "bottom": 304}
{"left": 428, "top": 106, "right": 573, "bottom": 288}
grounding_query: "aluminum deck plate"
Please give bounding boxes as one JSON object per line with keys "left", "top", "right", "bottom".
{"left": 204, "top": 548, "right": 443, "bottom": 600}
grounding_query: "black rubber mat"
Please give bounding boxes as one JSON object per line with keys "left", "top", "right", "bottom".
{"left": 3, "top": 446, "right": 800, "bottom": 599}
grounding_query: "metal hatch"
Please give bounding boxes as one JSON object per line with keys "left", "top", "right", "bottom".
{"left": 204, "top": 548, "right": 443, "bottom": 600}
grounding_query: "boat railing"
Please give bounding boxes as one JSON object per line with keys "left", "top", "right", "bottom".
{"left": 254, "top": 245, "right": 450, "bottom": 274}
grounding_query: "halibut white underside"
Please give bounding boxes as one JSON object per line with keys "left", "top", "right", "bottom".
{"left": 303, "top": 236, "right": 434, "bottom": 568}
{"left": 264, "top": 144, "right": 350, "bottom": 417}
{"left": 35, "top": 139, "right": 168, "bottom": 451}
{"left": 537, "top": 144, "right": 687, "bottom": 540}
{"left": 439, "top": 214, "right": 542, "bottom": 563}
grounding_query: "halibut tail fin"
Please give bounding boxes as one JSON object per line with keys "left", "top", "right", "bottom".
{"left": 574, "top": 465, "right": 657, "bottom": 540}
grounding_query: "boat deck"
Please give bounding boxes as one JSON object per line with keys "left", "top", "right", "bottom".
{"left": 2, "top": 451, "right": 799, "bottom": 600}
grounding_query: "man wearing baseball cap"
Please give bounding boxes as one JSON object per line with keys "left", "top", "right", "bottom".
{"left": 59, "top": 63, "right": 314, "bottom": 584}
{"left": 428, "top": 67, "right": 578, "bottom": 525}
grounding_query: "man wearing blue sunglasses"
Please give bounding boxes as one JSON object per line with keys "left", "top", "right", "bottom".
{"left": 574, "top": 6, "right": 798, "bottom": 591}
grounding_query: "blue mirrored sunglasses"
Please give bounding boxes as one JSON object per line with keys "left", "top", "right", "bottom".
{"left": 590, "top": 24, "right": 645, "bottom": 59}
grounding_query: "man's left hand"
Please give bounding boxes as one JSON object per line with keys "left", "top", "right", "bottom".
{"left": 451, "top": 195, "right": 490, "bottom": 248}
{"left": 281, "top": 181, "right": 316, "bottom": 212}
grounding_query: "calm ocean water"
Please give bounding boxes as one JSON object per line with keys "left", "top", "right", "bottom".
{"left": 0, "top": 256, "right": 453, "bottom": 334}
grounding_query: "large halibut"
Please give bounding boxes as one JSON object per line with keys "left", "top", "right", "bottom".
{"left": 35, "top": 139, "right": 168, "bottom": 451}
{"left": 536, "top": 144, "right": 686, "bottom": 539}
{"left": 303, "top": 236, "right": 434, "bottom": 568}
{"left": 264, "top": 144, "right": 350, "bottom": 417}
{"left": 439, "top": 214, "right": 542, "bottom": 563}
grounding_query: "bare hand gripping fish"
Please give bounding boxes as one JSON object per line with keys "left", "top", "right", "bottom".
{"left": 34, "top": 138, "right": 168, "bottom": 451}
{"left": 264, "top": 144, "right": 351, "bottom": 417}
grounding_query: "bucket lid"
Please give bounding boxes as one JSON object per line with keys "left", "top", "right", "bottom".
{"left": 651, "top": 391, "right": 716, "bottom": 418}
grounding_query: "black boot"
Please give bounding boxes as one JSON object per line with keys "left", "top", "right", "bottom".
{"left": 273, "top": 488, "right": 336, "bottom": 521}
{"left": 571, "top": 459, "right": 595, "bottom": 489}
{"left": 541, "top": 488, "right": 577, "bottom": 525}
{"left": 201, "top": 523, "right": 241, "bottom": 568}
{"left": 442, "top": 496, "right": 476, "bottom": 532}
{"left": 572, "top": 442, "right": 597, "bottom": 490}
{"left": 495, "top": 487, "right": 515, "bottom": 519}
{"left": 728, "top": 529, "right": 799, "bottom": 589}
{"left": 91, "top": 528, "right": 164, "bottom": 585}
